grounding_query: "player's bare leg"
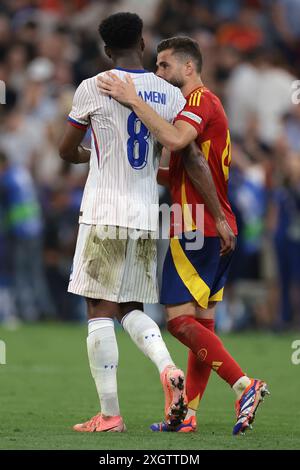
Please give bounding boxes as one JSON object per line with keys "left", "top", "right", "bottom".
{"left": 118, "top": 303, "right": 187, "bottom": 427}
{"left": 73, "top": 298, "right": 126, "bottom": 433}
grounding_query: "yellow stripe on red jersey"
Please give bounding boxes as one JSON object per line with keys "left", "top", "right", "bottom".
{"left": 188, "top": 90, "right": 202, "bottom": 107}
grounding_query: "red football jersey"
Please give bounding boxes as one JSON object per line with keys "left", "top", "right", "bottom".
{"left": 169, "top": 86, "right": 238, "bottom": 237}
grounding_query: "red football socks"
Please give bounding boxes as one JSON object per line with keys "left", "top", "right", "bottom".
{"left": 186, "top": 318, "right": 214, "bottom": 410}
{"left": 168, "top": 315, "right": 244, "bottom": 387}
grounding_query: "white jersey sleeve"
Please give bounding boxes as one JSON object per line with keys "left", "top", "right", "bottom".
{"left": 68, "top": 81, "right": 92, "bottom": 128}
{"left": 170, "top": 87, "right": 186, "bottom": 121}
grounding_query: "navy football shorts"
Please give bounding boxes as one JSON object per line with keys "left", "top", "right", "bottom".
{"left": 161, "top": 232, "right": 235, "bottom": 308}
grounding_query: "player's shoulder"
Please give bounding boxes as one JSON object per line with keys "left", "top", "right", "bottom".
{"left": 78, "top": 74, "right": 108, "bottom": 100}
{"left": 187, "top": 86, "right": 212, "bottom": 105}
{"left": 83, "top": 74, "right": 101, "bottom": 88}
{"left": 187, "top": 86, "right": 222, "bottom": 110}
{"left": 84, "top": 70, "right": 118, "bottom": 91}
{"left": 74, "top": 76, "right": 97, "bottom": 96}
{"left": 203, "top": 87, "right": 223, "bottom": 108}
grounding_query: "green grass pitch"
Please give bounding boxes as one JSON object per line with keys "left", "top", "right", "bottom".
{"left": 0, "top": 323, "right": 299, "bottom": 450}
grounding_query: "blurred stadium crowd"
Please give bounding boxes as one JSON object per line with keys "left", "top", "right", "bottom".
{"left": 0, "top": 0, "right": 300, "bottom": 331}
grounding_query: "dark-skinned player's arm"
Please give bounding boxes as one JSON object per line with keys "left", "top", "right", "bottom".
{"left": 59, "top": 123, "right": 90, "bottom": 164}
{"left": 97, "top": 72, "right": 197, "bottom": 151}
{"left": 60, "top": 80, "right": 92, "bottom": 164}
{"left": 182, "top": 142, "right": 236, "bottom": 255}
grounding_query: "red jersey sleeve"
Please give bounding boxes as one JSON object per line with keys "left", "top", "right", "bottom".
{"left": 174, "top": 89, "right": 212, "bottom": 136}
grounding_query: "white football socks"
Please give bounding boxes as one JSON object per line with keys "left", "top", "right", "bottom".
{"left": 87, "top": 317, "right": 120, "bottom": 417}
{"left": 121, "top": 310, "right": 174, "bottom": 374}
{"left": 232, "top": 376, "right": 252, "bottom": 400}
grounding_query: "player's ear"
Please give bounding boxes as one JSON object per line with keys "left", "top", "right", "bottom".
{"left": 140, "top": 37, "right": 145, "bottom": 52}
{"left": 104, "top": 45, "right": 112, "bottom": 59}
{"left": 185, "top": 60, "right": 194, "bottom": 77}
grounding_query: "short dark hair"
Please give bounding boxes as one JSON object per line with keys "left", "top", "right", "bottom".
{"left": 157, "top": 36, "right": 202, "bottom": 73}
{"left": 98, "top": 12, "right": 143, "bottom": 50}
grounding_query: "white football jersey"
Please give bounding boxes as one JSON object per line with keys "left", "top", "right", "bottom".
{"left": 68, "top": 68, "right": 186, "bottom": 231}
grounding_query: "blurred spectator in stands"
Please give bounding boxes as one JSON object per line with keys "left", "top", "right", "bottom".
{"left": 277, "top": 104, "right": 300, "bottom": 156}
{"left": 0, "top": 14, "right": 11, "bottom": 62}
{"left": 39, "top": 0, "right": 90, "bottom": 18}
{"left": 231, "top": 143, "right": 268, "bottom": 276}
{"left": 217, "top": 4, "right": 265, "bottom": 52}
{"left": 38, "top": 28, "right": 77, "bottom": 65}
{"left": 5, "top": 42, "right": 29, "bottom": 95}
{"left": 226, "top": 48, "right": 295, "bottom": 148}
{"left": 271, "top": 153, "right": 300, "bottom": 330}
{"left": 271, "top": 0, "right": 300, "bottom": 65}
{"left": 154, "top": 0, "right": 199, "bottom": 38}
{"left": 213, "top": 44, "right": 240, "bottom": 98}
{"left": 225, "top": 49, "right": 259, "bottom": 139}
{"left": 252, "top": 49, "right": 295, "bottom": 148}
{"left": 210, "top": 0, "right": 242, "bottom": 21}
{"left": 0, "top": 149, "right": 55, "bottom": 321}
{"left": 17, "top": 20, "right": 39, "bottom": 60}
{"left": 20, "top": 57, "right": 57, "bottom": 123}
{"left": 43, "top": 181, "right": 85, "bottom": 321}
{"left": 215, "top": 139, "right": 269, "bottom": 332}
{"left": 0, "top": 108, "right": 44, "bottom": 173}
{"left": 0, "top": 206, "right": 16, "bottom": 325}
{"left": 112, "top": 0, "right": 159, "bottom": 27}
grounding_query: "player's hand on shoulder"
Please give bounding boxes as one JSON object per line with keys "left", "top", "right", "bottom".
{"left": 97, "top": 72, "right": 137, "bottom": 107}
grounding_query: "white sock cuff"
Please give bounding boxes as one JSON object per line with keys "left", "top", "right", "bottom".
{"left": 232, "top": 376, "right": 251, "bottom": 395}
{"left": 88, "top": 317, "right": 114, "bottom": 335}
{"left": 121, "top": 309, "right": 141, "bottom": 329}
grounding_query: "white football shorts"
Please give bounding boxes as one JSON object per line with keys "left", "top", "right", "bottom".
{"left": 68, "top": 224, "right": 158, "bottom": 303}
